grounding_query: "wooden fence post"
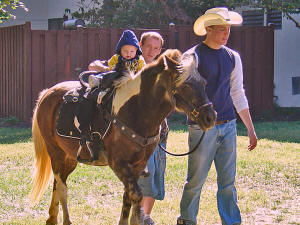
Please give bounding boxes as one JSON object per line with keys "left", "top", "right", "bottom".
{"left": 168, "top": 23, "right": 176, "bottom": 49}
{"left": 24, "top": 22, "right": 32, "bottom": 121}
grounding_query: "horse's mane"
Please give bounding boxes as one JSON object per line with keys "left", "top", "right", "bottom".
{"left": 113, "top": 70, "right": 136, "bottom": 88}
{"left": 158, "top": 49, "right": 202, "bottom": 87}
{"left": 112, "top": 49, "right": 188, "bottom": 89}
{"left": 180, "top": 50, "right": 206, "bottom": 85}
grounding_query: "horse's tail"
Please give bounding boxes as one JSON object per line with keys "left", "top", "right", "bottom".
{"left": 29, "top": 90, "right": 53, "bottom": 205}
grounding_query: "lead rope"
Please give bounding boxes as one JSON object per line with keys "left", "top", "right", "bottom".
{"left": 158, "top": 131, "right": 205, "bottom": 156}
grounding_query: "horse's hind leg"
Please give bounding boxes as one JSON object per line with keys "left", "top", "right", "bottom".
{"left": 46, "top": 179, "right": 59, "bottom": 225}
{"left": 47, "top": 146, "right": 77, "bottom": 225}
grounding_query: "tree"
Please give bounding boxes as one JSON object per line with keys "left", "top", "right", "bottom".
{"left": 70, "top": 0, "right": 300, "bottom": 28}
{"left": 0, "top": 0, "right": 28, "bottom": 23}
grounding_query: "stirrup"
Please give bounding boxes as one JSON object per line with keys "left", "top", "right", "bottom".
{"left": 78, "top": 136, "right": 106, "bottom": 163}
{"left": 77, "top": 133, "right": 92, "bottom": 163}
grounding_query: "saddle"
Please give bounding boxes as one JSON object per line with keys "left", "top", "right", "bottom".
{"left": 56, "top": 71, "right": 113, "bottom": 141}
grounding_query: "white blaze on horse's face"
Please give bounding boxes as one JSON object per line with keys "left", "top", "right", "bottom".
{"left": 112, "top": 72, "right": 141, "bottom": 114}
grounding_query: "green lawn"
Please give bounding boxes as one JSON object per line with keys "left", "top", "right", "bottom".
{"left": 0, "top": 121, "right": 299, "bottom": 224}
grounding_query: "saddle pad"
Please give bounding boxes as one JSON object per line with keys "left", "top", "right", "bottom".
{"left": 56, "top": 101, "right": 81, "bottom": 139}
{"left": 56, "top": 86, "right": 112, "bottom": 140}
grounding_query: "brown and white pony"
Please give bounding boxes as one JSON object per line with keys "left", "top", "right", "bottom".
{"left": 29, "top": 49, "right": 216, "bottom": 225}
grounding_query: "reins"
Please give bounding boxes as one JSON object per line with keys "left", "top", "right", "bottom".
{"left": 158, "top": 131, "right": 205, "bottom": 156}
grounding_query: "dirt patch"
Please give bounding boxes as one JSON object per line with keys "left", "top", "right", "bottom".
{"left": 239, "top": 177, "right": 300, "bottom": 224}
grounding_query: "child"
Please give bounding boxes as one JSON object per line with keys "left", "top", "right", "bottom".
{"left": 76, "top": 30, "right": 145, "bottom": 163}
{"left": 88, "top": 29, "right": 145, "bottom": 88}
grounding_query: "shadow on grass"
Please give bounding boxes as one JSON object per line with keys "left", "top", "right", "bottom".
{"left": 0, "top": 127, "right": 32, "bottom": 144}
{"left": 169, "top": 113, "right": 300, "bottom": 143}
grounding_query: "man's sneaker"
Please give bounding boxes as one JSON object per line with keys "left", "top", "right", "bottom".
{"left": 96, "top": 90, "right": 107, "bottom": 104}
{"left": 144, "top": 217, "right": 155, "bottom": 225}
{"left": 88, "top": 75, "right": 100, "bottom": 88}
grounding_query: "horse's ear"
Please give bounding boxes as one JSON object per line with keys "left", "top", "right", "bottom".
{"left": 163, "top": 55, "right": 180, "bottom": 71}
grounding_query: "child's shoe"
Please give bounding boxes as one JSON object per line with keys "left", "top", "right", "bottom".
{"left": 88, "top": 75, "right": 100, "bottom": 88}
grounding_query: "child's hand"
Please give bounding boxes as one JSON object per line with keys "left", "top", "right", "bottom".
{"left": 88, "top": 60, "right": 108, "bottom": 72}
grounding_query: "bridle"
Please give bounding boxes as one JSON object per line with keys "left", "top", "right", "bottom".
{"left": 158, "top": 85, "right": 212, "bottom": 157}
{"left": 173, "top": 92, "right": 212, "bottom": 121}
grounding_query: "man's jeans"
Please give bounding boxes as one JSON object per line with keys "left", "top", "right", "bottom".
{"left": 179, "top": 120, "right": 241, "bottom": 225}
{"left": 138, "top": 143, "right": 166, "bottom": 200}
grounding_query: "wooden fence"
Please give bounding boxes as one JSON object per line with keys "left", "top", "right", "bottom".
{"left": 0, "top": 22, "right": 274, "bottom": 122}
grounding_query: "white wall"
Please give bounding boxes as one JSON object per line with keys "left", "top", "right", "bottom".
{"left": 274, "top": 14, "right": 300, "bottom": 107}
{"left": 0, "top": 0, "right": 79, "bottom": 29}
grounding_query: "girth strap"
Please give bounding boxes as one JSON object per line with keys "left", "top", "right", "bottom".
{"left": 104, "top": 110, "right": 160, "bottom": 147}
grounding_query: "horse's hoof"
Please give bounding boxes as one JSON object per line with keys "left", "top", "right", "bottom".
{"left": 89, "top": 157, "right": 96, "bottom": 163}
{"left": 63, "top": 220, "right": 72, "bottom": 225}
{"left": 77, "top": 155, "right": 90, "bottom": 163}
{"left": 46, "top": 218, "right": 58, "bottom": 225}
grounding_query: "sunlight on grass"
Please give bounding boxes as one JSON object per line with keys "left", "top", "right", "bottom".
{"left": 0, "top": 121, "right": 299, "bottom": 224}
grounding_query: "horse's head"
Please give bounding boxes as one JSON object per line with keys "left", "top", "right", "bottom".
{"left": 161, "top": 49, "right": 216, "bottom": 131}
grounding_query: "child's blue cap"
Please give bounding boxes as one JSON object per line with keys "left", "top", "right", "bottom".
{"left": 115, "top": 30, "right": 142, "bottom": 56}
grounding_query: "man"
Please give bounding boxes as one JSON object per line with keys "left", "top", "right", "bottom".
{"left": 89, "top": 31, "right": 168, "bottom": 225}
{"left": 137, "top": 32, "right": 168, "bottom": 225}
{"left": 138, "top": 32, "right": 169, "bottom": 225}
{"left": 177, "top": 8, "right": 258, "bottom": 225}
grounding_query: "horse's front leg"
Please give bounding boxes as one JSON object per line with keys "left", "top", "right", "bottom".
{"left": 119, "top": 189, "right": 131, "bottom": 225}
{"left": 115, "top": 162, "right": 143, "bottom": 225}
{"left": 130, "top": 197, "right": 144, "bottom": 225}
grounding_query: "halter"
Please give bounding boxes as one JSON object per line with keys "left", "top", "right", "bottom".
{"left": 171, "top": 86, "right": 212, "bottom": 122}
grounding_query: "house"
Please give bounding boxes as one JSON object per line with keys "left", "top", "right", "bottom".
{"left": 0, "top": 0, "right": 80, "bottom": 30}
{"left": 236, "top": 6, "right": 300, "bottom": 107}
{"left": 273, "top": 14, "right": 300, "bottom": 107}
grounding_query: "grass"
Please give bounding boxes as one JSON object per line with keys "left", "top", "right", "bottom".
{"left": 0, "top": 127, "right": 31, "bottom": 144}
{"left": 0, "top": 121, "right": 299, "bottom": 225}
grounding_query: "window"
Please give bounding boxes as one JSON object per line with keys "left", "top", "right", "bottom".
{"left": 267, "top": 10, "right": 282, "bottom": 29}
{"left": 242, "top": 10, "right": 264, "bottom": 26}
{"left": 292, "top": 76, "right": 300, "bottom": 95}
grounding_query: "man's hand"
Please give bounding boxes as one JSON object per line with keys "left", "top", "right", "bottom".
{"left": 238, "top": 108, "right": 258, "bottom": 151}
{"left": 247, "top": 129, "right": 257, "bottom": 151}
{"left": 88, "top": 60, "right": 108, "bottom": 72}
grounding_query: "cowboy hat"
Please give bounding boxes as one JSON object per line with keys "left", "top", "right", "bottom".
{"left": 193, "top": 7, "right": 243, "bottom": 36}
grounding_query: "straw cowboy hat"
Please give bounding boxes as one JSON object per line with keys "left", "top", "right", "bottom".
{"left": 193, "top": 7, "right": 243, "bottom": 36}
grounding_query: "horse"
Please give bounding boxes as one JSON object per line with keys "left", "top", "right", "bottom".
{"left": 29, "top": 49, "right": 216, "bottom": 225}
